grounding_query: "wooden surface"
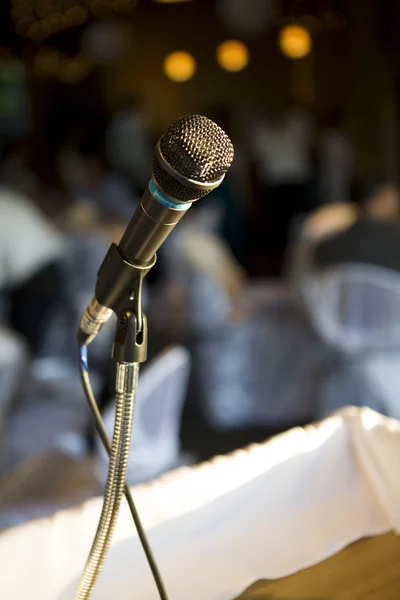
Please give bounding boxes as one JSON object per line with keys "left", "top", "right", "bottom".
{"left": 236, "top": 533, "right": 400, "bottom": 599}
{"left": 0, "top": 454, "right": 98, "bottom": 505}
{"left": 0, "top": 454, "right": 99, "bottom": 530}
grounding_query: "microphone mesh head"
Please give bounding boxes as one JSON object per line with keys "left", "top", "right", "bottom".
{"left": 153, "top": 114, "right": 234, "bottom": 202}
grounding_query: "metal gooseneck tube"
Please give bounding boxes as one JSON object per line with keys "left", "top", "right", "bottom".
{"left": 73, "top": 360, "right": 139, "bottom": 600}
{"left": 74, "top": 259, "right": 152, "bottom": 600}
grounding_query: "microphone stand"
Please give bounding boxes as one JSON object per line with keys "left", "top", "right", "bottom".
{"left": 74, "top": 257, "right": 153, "bottom": 600}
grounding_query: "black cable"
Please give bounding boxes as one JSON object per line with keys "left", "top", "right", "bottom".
{"left": 79, "top": 345, "right": 169, "bottom": 600}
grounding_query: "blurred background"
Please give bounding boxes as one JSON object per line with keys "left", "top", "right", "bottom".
{"left": 1, "top": 0, "right": 400, "bottom": 530}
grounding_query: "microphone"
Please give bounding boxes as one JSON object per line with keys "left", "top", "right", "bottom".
{"left": 78, "top": 114, "right": 234, "bottom": 346}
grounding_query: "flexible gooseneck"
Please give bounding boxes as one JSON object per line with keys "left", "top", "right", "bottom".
{"left": 78, "top": 345, "right": 169, "bottom": 600}
{"left": 73, "top": 360, "right": 139, "bottom": 600}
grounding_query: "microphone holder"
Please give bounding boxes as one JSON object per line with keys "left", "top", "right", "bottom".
{"left": 109, "top": 240, "right": 154, "bottom": 363}
{"left": 111, "top": 279, "right": 149, "bottom": 365}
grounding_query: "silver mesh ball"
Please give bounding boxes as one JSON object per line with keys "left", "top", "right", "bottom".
{"left": 153, "top": 114, "right": 234, "bottom": 202}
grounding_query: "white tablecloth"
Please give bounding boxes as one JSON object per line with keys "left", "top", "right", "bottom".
{"left": 1, "top": 406, "right": 399, "bottom": 600}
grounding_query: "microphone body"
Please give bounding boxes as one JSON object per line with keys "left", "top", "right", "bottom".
{"left": 78, "top": 181, "right": 188, "bottom": 346}
{"left": 78, "top": 115, "right": 234, "bottom": 346}
{"left": 118, "top": 180, "right": 190, "bottom": 266}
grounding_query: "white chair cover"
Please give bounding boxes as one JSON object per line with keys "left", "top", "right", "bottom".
{"left": 186, "top": 268, "right": 321, "bottom": 429}
{"left": 39, "top": 233, "right": 114, "bottom": 366}
{"left": 0, "top": 326, "right": 28, "bottom": 439}
{"left": 159, "top": 225, "right": 319, "bottom": 430}
{"left": 1, "top": 358, "right": 93, "bottom": 477}
{"left": 299, "top": 263, "right": 400, "bottom": 420}
{"left": 96, "top": 346, "right": 191, "bottom": 485}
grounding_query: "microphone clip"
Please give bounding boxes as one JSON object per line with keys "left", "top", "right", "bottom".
{"left": 110, "top": 246, "right": 150, "bottom": 364}
{"left": 79, "top": 243, "right": 156, "bottom": 359}
{"left": 112, "top": 309, "right": 148, "bottom": 364}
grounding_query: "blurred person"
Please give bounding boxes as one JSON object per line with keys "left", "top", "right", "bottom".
{"left": 249, "top": 106, "right": 315, "bottom": 274}
{"left": 105, "top": 95, "right": 153, "bottom": 195}
{"left": 301, "top": 202, "right": 360, "bottom": 244}
{"left": 286, "top": 202, "right": 360, "bottom": 280}
{"left": 57, "top": 128, "right": 138, "bottom": 227}
{"left": 0, "top": 186, "right": 65, "bottom": 354}
{"left": 362, "top": 181, "right": 400, "bottom": 221}
{"left": 58, "top": 128, "right": 163, "bottom": 285}
{"left": 203, "top": 104, "right": 250, "bottom": 265}
{"left": 0, "top": 135, "right": 70, "bottom": 223}
{"left": 281, "top": 181, "right": 400, "bottom": 422}
{"left": 318, "top": 109, "right": 355, "bottom": 206}
{"left": 314, "top": 216, "right": 400, "bottom": 273}
{"left": 287, "top": 183, "right": 400, "bottom": 283}
{"left": 312, "top": 181, "right": 400, "bottom": 272}
{"left": 0, "top": 137, "right": 37, "bottom": 197}
{"left": 296, "top": 207, "right": 400, "bottom": 421}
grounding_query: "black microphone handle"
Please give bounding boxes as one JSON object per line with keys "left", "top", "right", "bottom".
{"left": 78, "top": 181, "right": 193, "bottom": 346}
{"left": 118, "top": 184, "right": 189, "bottom": 267}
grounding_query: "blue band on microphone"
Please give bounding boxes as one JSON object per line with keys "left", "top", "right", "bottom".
{"left": 149, "top": 179, "right": 192, "bottom": 211}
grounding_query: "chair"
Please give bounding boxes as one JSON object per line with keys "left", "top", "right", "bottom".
{"left": 0, "top": 359, "right": 91, "bottom": 477}
{"left": 39, "top": 233, "right": 114, "bottom": 367}
{"left": 181, "top": 235, "right": 319, "bottom": 430}
{"left": 188, "top": 276, "right": 320, "bottom": 429}
{"left": 96, "top": 346, "right": 191, "bottom": 486}
{"left": 156, "top": 226, "right": 317, "bottom": 431}
{"left": 299, "top": 263, "right": 400, "bottom": 420}
{"left": 0, "top": 326, "right": 28, "bottom": 450}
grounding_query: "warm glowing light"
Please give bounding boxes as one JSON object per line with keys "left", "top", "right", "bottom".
{"left": 62, "top": 6, "right": 88, "bottom": 27}
{"left": 34, "top": 48, "right": 61, "bottom": 77}
{"left": 216, "top": 40, "right": 249, "bottom": 72}
{"left": 12, "top": 0, "right": 89, "bottom": 41}
{"left": 279, "top": 25, "right": 312, "bottom": 59}
{"left": 58, "top": 55, "right": 91, "bottom": 84}
{"left": 34, "top": 47, "right": 92, "bottom": 84}
{"left": 163, "top": 51, "right": 196, "bottom": 82}
{"left": 28, "top": 21, "right": 51, "bottom": 42}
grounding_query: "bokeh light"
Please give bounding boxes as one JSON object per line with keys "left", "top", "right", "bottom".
{"left": 58, "top": 55, "right": 92, "bottom": 84}
{"left": 34, "top": 48, "right": 92, "bottom": 84}
{"left": 34, "top": 48, "right": 61, "bottom": 77}
{"left": 11, "top": 0, "right": 89, "bottom": 41}
{"left": 216, "top": 40, "right": 249, "bottom": 72}
{"left": 163, "top": 51, "right": 196, "bottom": 82}
{"left": 11, "top": 0, "right": 136, "bottom": 40}
{"left": 279, "top": 25, "right": 312, "bottom": 60}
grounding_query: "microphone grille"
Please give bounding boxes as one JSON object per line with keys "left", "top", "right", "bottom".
{"left": 153, "top": 114, "right": 234, "bottom": 202}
